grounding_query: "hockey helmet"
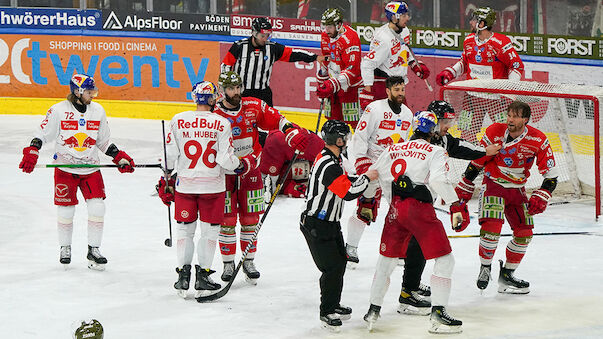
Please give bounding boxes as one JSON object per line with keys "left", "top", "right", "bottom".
{"left": 427, "top": 100, "right": 455, "bottom": 120}
{"left": 413, "top": 111, "right": 439, "bottom": 134}
{"left": 251, "top": 17, "right": 272, "bottom": 34}
{"left": 321, "top": 120, "right": 350, "bottom": 146}
{"left": 321, "top": 8, "right": 343, "bottom": 26}
{"left": 384, "top": 1, "right": 409, "bottom": 21}
{"left": 191, "top": 81, "right": 218, "bottom": 105}
{"left": 471, "top": 7, "right": 496, "bottom": 29}
{"left": 70, "top": 74, "right": 98, "bottom": 97}
{"left": 218, "top": 71, "right": 243, "bottom": 90}
{"left": 73, "top": 319, "right": 104, "bottom": 339}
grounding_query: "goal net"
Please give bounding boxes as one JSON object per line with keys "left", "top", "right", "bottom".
{"left": 441, "top": 79, "right": 603, "bottom": 219}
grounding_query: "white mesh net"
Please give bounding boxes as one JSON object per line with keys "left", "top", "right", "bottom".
{"left": 441, "top": 79, "right": 603, "bottom": 218}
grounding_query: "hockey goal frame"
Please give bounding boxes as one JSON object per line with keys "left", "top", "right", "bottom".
{"left": 440, "top": 79, "right": 602, "bottom": 219}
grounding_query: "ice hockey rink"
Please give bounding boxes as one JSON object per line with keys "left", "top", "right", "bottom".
{"left": 2, "top": 115, "right": 603, "bottom": 338}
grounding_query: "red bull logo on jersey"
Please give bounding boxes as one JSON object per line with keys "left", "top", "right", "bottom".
{"left": 177, "top": 117, "right": 224, "bottom": 131}
{"left": 61, "top": 132, "right": 96, "bottom": 151}
{"left": 376, "top": 136, "right": 394, "bottom": 147}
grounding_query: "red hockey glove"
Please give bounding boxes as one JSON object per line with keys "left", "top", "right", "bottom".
{"left": 316, "top": 79, "right": 340, "bottom": 99}
{"left": 112, "top": 150, "right": 135, "bottom": 173}
{"left": 528, "top": 188, "right": 551, "bottom": 215}
{"left": 234, "top": 153, "right": 258, "bottom": 176}
{"left": 285, "top": 127, "right": 311, "bottom": 153}
{"left": 19, "top": 146, "right": 39, "bottom": 173}
{"left": 436, "top": 68, "right": 455, "bottom": 86}
{"left": 359, "top": 87, "right": 374, "bottom": 110}
{"left": 283, "top": 181, "right": 307, "bottom": 198}
{"left": 357, "top": 196, "right": 378, "bottom": 223}
{"left": 355, "top": 157, "right": 373, "bottom": 175}
{"left": 316, "top": 66, "right": 329, "bottom": 85}
{"left": 450, "top": 201, "right": 470, "bottom": 232}
{"left": 455, "top": 177, "right": 475, "bottom": 201}
{"left": 409, "top": 60, "right": 430, "bottom": 80}
{"left": 156, "top": 176, "right": 175, "bottom": 206}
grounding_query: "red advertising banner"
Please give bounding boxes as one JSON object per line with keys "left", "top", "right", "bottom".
{"left": 0, "top": 34, "right": 221, "bottom": 101}
{"left": 230, "top": 15, "right": 322, "bottom": 41}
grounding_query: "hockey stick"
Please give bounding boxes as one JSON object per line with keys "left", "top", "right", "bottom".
{"left": 35, "top": 163, "right": 162, "bottom": 168}
{"left": 449, "top": 231, "right": 597, "bottom": 239}
{"left": 405, "top": 43, "right": 433, "bottom": 92}
{"left": 315, "top": 99, "right": 325, "bottom": 134}
{"left": 197, "top": 150, "right": 301, "bottom": 302}
{"left": 161, "top": 120, "right": 173, "bottom": 248}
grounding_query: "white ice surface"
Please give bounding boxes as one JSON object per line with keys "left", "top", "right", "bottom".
{"left": 2, "top": 115, "right": 603, "bottom": 338}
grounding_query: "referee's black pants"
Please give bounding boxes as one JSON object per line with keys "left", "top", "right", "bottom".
{"left": 300, "top": 215, "right": 347, "bottom": 317}
{"left": 242, "top": 87, "right": 273, "bottom": 107}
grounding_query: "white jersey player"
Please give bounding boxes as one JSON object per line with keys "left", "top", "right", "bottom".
{"left": 18, "top": 74, "right": 135, "bottom": 271}
{"left": 345, "top": 76, "right": 413, "bottom": 266}
{"left": 359, "top": 1, "right": 430, "bottom": 109}
{"left": 362, "top": 111, "right": 469, "bottom": 334}
{"left": 156, "top": 81, "right": 242, "bottom": 298}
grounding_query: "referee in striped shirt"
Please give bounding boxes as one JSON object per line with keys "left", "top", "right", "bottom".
{"left": 300, "top": 120, "right": 378, "bottom": 330}
{"left": 221, "top": 17, "right": 326, "bottom": 107}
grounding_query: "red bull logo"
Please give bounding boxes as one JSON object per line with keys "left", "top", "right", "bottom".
{"left": 61, "top": 132, "right": 96, "bottom": 151}
{"left": 376, "top": 136, "right": 394, "bottom": 146}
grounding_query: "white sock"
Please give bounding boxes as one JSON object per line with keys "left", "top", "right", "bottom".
{"left": 431, "top": 253, "right": 455, "bottom": 307}
{"left": 369, "top": 255, "right": 398, "bottom": 306}
{"left": 86, "top": 199, "right": 105, "bottom": 247}
{"left": 57, "top": 205, "right": 75, "bottom": 246}
{"left": 346, "top": 214, "right": 366, "bottom": 248}
{"left": 176, "top": 222, "right": 196, "bottom": 267}
{"left": 197, "top": 222, "right": 220, "bottom": 269}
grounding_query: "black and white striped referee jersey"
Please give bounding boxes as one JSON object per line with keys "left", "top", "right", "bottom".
{"left": 304, "top": 148, "right": 370, "bottom": 223}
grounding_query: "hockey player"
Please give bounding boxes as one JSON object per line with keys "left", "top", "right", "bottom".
{"left": 435, "top": 7, "right": 524, "bottom": 142}
{"left": 455, "top": 101, "right": 558, "bottom": 294}
{"left": 315, "top": 8, "right": 363, "bottom": 129}
{"left": 259, "top": 129, "right": 324, "bottom": 199}
{"left": 213, "top": 71, "right": 312, "bottom": 284}
{"left": 346, "top": 75, "right": 413, "bottom": 266}
{"left": 359, "top": 1, "right": 430, "bottom": 109}
{"left": 221, "top": 17, "right": 325, "bottom": 106}
{"left": 18, "top": 74, "right": 135, "bottom": 270}
{"left": 363, "top": 111, "right": 469, "bottom": 334}
{"left": 300, "top": 120, "right": 379, "bottom": 332}
{"left": 157, "top": 81, "right": 243, "bottom": 298}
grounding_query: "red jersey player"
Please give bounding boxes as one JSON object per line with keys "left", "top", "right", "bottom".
{"left": 436, "top": 7, "right": 524, "bottom": 142}
{"left": 315, "top": 8, "right": 363, "bottom": 128}
{"left": 455, "top": 101, "right": 559, "bottom": 294}
{"left": 212, "top": 71, "right": 311, "bottom": 284}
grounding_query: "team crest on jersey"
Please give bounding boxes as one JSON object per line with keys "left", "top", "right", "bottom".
{"left": 503, "top": 157, "right": 513, "bottom": 166}
{"left": 232, "top": 126, "right": 242, "bottom": 136}
{"left": 180, "top": 210, "right": 189, "bottom": 219}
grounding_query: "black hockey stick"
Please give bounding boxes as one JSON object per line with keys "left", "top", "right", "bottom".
{"left": 314, "top": 99, "right": 325, "bottom": 134}
{"left": 197, "top": 150, "right": 301, "bottom": 302}
{"left": 449, "top": 231, "right": 598, "bottom": 239}
{"left": 35, "top": 163, "right": 162, "bottom": 168}
{"left": 161, "top": 120, "right": 173, "bottom": 247}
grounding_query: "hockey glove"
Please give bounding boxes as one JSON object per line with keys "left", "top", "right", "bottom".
{"left": 527, "top": 188, "right": 551, "bottom": 215}
{"left": 316, "top": 79, "right": 340, "bottom": 99}
{"left": 436, "top": 68, "right": 455, "bottom": 86}
{"left": 234, "top": 153, "right": 258, "bottom": 176}
{"left": 112, "top": 150, "right": 135, "bottom": 173}
{"left": 284, "top": 127, "right": 311, "bottom": 153}
{"left": 409, "top": 60, "right": 430, "bottom": 80}
{"left": 455, "top": 177, "right": 475, "bottom": 201}
{"left": 283, "top": 181, "right": 307, "bottom": 198}
{"left": 355, "top": 157, "right": 373, "bottom": 175}
{"left": 19, "top": 146, "right": 40, "bottom": 173}
{"left": 450, "top": 201, "right": 470, "bottom": 232}
{"left": 357, "top": 196, "right": 378, "bottom": 223}
{"left": 156, "top": 176, "right": 175, "bottom": 205}
{"left": 316, "top": 65, "right": 330, "bottom": 84}
{"left": 359, "top": 87, "right": 374, "bottom": 110}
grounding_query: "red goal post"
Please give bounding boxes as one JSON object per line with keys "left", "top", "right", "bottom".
{"left": 440, "top": 79, "right": 603, "bottom": 219}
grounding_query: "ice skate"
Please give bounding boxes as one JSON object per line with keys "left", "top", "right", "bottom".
{"left": 363, "top": 304, "right": 381, "bottom": 331}
{"left": 498, "top": 260, "right": 530, "bottom": 294}
{"left": 429, "top": 306, "right": 463, "bottom": 334}
{"left": 320, "top": 313, "right": 342, "bottom": 333}
{"left": 221, "top": 261, "right": 235, "bottom": 282}
{"left": 397, "top": 287, "right": 431, "bottom": 315}
{"left": 242, "top": 259, "right": 260, "bottom": 285}
{"left": 345, "top": 244, "right": 359, "bottom": 269}
{"left": 334, "top": 305, "right": 352, "bottom": 321}
{"left": 59, "top": 245, "right": 71, "bottom": 268}
{"left": 194, "top": 265, "right": 221, "bottom": 298}
{"left": 174, "top": 265, "right": 192, "bottom": 298}
{"left": 477, "top": 264, "right": 492, "bottom": 291}
{"left": 86, "top": 246, "right": 107, "bottom": 271}
{"left": 416, "top": 283, "right": 431, "bottom": 298}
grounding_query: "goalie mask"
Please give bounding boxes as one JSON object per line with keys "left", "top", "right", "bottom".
{"left": 291, "top": 160, "right": 310, "bottom": 181}
{"left": 73, "top": 319, "right": 103, "bottom": 339}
